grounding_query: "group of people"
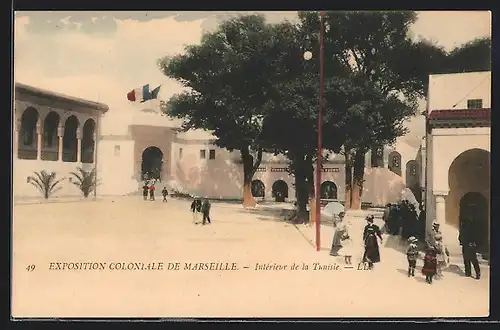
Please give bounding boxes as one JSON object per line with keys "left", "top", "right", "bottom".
{"left": 330, "top": 210, "right": 483, "bottom": 284}
{"left": 330, "top": 213, "right": 383, "bottom": 270}
{"left": 190, "top": 197, "right": 212, "bottom": 225}
{"left": 142, "top": 180, "right": 169, "bottom": 202}
{"left": 408, "top": 222, "right": 450, "bottom": 284}
{"left": 383, "top": 200, "right": 426, "bottom": 240}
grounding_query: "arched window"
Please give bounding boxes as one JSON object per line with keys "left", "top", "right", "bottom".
{"left": 18, "top": 107, "right": 39, "bottom": 159}
{"left": 251, "top": 180, "right": 265, "bottom": 198}
{"left": 388, "top": 151, "right": 402, "bottom": 176}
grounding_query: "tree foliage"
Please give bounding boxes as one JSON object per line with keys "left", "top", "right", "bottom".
{"left": 70, "top": 167, "right": 97, "bottom": 198}
{"left": 27, "top": 171, "right": 65, "bottom": 199}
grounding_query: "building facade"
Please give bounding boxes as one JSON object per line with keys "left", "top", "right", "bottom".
{"left": 424, "top": 71, "right": 491, "bottom": 258}
{"left": 99, "top": 111, "right": 423, "bottom": 207}
{"left": 14, "top": 83, "right": 109, "bottom": 199}
{"left": 13, "top": 83, "right": 426, "bottom": 208}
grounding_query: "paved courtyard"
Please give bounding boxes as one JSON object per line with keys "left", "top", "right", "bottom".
{"left": 12, "top": 197, "right": 489, "bottom": 318}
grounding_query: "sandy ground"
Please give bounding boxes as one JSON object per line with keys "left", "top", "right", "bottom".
{"left": 12, "top": 197, "right": 490, "bottom": 318}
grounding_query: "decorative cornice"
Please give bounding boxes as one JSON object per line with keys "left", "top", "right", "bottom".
{"left": 15, "top": 82, "right": 109, "bottom": 113}
{"left": 428, "top": 108, "right": 490, "bottom": 129}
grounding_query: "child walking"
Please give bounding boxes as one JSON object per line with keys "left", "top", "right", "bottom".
{"left": 341, "top": 227, "right": 353, "bottom": 265}
{"left": 422, "top": 245, "right": 438, "bottom": 284}
{"left": 406, "top": 236, "right": 419, "bottom": 277}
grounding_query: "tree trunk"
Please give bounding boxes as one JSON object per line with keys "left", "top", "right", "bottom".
{"left": 344, "top": 151, "right": 352, "bottom": 210}
{"left": 291, "top": 152, "right": 310, "bottom": 224}
{"left": 240, "top": 146, "right": 263, "bottom": 208}
{"left": 351, "top": 148, "right": 366, "bottom": 210}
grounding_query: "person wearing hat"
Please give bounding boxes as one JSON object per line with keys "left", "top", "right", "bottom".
{"left": 330, "top": 212, "right": 346, "bottom": 256}
{"left": 362, "top": 215, "right": 383, "bottom": 270}
{"left": 406, "top": 236, "right": 419, "bottom": 277}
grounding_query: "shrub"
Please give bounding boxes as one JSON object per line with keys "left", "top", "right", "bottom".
{"left": 70, "top": 167, "right": 97, "bottom": 198}
{"left": 27, "top": 171, "right": 65, "bottom": 199}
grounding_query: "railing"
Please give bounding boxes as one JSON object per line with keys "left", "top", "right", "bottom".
{"left": 17, "top": 147, "right": 37, "bottom": 160}
{"left": 62, "top": 151, "right": 77, "bottom": 162}
{"left": 41, "top": 150, "right": 58, "bottom": 161}
{"left": 81, "top": 150, "right": 94, "bottom": 164}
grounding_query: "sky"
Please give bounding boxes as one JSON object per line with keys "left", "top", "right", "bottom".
{"left": 14, "top": 11, "right": 491, "bottom": 140}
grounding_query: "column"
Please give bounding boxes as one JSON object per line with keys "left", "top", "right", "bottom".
{"left": 383, "top": 148, "right": 389, "bottom": 168}
{"left": 57, "top": 126, "right": 63, "bottom": 162}
{"left": 36, "top": 122, "right": 42, "bottom": 160}
{"left": 93, "top": 132, "right": 97, "bottom": 163}
{"left": 76, "top": 128, "right": 82, "bottom": 163}
{"left": 434, "top": 192, "right": 448, "bottom": 226}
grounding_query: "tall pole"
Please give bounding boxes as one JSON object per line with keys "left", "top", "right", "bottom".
{"left": 315, "top": 11, "right": 325, "bottom": 252}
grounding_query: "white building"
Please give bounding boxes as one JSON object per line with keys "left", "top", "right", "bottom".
{"left": 424, "top": 71, "right": 491, "bottom": 258}
{"left": 14, "top": 83, "right": 108, "bottom": 199}
{"left": 14, "top": 82, "right": 425, "bottom": 208}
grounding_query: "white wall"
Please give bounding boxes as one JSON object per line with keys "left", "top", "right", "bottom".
{"left": 97, "top": 139, "right": 137, "bottom": 196}
{"left": 13, "top": 160, "right": 96, "bottom": 199}
{"left": 428, "top": 71, "right": 491, "bottom": 111}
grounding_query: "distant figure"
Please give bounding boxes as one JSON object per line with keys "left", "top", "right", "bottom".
{"left": 162, "top": 187, "right": 169, "bottom": 202}
{"left": 190, "top": 197, "right": 202, "bottom": 224}
{"left": 434, "top": 233, "right": 450, "bottom": 278}
{"left": 406, "top": 236, "right": 419, "bottom": 277}
{"left": 149, "top": 184, "right": 156, "bottom": 201}
{"left": 362, "top": 215, "right": 383, "bottom": 270}
{"left": 201, "top": 198, "right": 212, "bottom": 225}
{"left": 418, "top": 204, "right": 426, "bottom": 240}
{"left": 142, "top": 184, "right": 149, "bottom": 201}
{"left": 330, "top": 212, "right": 346, "bottom": 257}
{"left": 422, "top": 245, "right": 438, "bottom": 284}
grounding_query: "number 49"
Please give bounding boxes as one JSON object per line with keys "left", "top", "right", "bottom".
{"left": 26, "top": 265, "right": 36, "bottom": 272}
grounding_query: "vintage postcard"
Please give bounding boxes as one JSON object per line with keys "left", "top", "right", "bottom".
{"left": 12, "top": 10, "right": 491, "bottom": 318}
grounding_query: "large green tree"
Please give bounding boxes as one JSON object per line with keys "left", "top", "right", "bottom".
{"left": 298, "top": 11, "right": 443, "bottom": 210}
{"left": 159, "top": 14, "right": 283, "bottom": 207}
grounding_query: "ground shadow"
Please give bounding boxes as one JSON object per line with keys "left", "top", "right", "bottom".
{"left": 396, "top": 268, "right": 428, "bottom": 284}
{"left": 383, "top": 234, "right": 407, "bottom": 255}
{"left": 444, "top": 264, "right": 465, "bottom": 276}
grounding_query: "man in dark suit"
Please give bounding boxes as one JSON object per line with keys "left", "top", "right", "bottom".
{"left": 459, "top": 215, "right": 481, "bottom": 279}
{"left": 202, "top": 198, "right": 211, "bottom": 225}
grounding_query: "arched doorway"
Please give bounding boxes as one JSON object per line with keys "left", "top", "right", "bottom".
{"left": 141, "top": 146, "right": 164, "bottom": 181}
{"left": 447, "top": 148, "right": 490, "bottom": 258}
{"left": 320, "top": 181, "right": 338, "bottom": 199}
{"left": 388, "top": 151, "right": 402, "bottom": 176}
{"left": 81, "top": 119, "right": 96, "bottom": 163}
{"left": 42, "top": 111, "right": 60, "bottom": 161}
{"left": 272, "top": 180, "right": 288, "bottom": 202}
{"left": 18, "top": 107, "right": 39, "bottom": 159}
{"left": 251, "top": 179, "right": 265, "bottom": 198}
{"left": 62, "top": 115, "right": 79, "bottom": 162}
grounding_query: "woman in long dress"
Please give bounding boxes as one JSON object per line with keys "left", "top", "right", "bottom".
{"left": 330, "top": 212, "right": 346, "bottom": 256}
{"left": 362, "top": 215, "right": 383, "bottom": 270}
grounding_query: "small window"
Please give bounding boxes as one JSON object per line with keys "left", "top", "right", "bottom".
{"left": 179, "top": 148, "right": 183, "bottom": 158}
{"left": 200, "top": 149, "right": 206, "bottom": 159}
{"left": 209, "top": 149, "right": 215, "bottom": 159}
{"left": 392, "top": 156, "right": 400, "bottom": 168}
{"left": 467, "top": 99, "right": 483, "bottom": 109}
{"left": 114, "top": 145, "right": 120, "bottom": 156}
{"left": 410, "top": 164, "right": 417, "bottom": 176}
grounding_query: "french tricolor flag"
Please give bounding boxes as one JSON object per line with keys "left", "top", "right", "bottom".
{"left": 127, "top": 84, "right": 161, "bottom": 103}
